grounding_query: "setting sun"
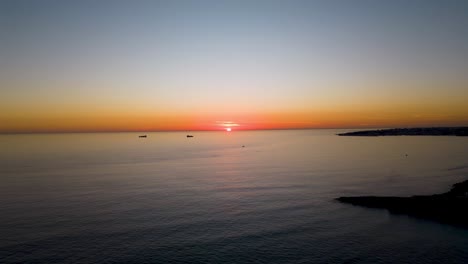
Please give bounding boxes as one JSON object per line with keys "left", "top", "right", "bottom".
{"left": 2, "top": 1, "right": 468, "bottom": 263}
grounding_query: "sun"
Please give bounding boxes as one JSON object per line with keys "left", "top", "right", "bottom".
{"left": 226, "top": 127, "right": 232, "bottom": 132}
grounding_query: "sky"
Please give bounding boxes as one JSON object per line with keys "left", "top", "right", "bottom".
{"left": 1, "top": 0, "right": 468, "bottom": 133}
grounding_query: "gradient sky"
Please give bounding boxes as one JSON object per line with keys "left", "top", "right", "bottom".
{"left": 1, "top": 0, "right": 468, "bottom": 132}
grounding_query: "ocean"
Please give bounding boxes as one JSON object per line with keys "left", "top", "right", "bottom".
{"left": 1, "top": 129, "right": 468, "bottom": 263}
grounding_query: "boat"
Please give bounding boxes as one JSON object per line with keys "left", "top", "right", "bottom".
{"left": 139, "top": 135, "right": 147, "bottom": 138}
{"left": 186, "top": 135, "right": 194, "bottom": 138}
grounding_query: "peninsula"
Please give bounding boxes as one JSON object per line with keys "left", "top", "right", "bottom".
{"left": 336, "top": 180, "right": 468, "bottom": 227}
{"left": 337, "top": 127, "right": 468, "bottom": 136}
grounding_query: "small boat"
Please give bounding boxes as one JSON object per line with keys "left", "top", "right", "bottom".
{"left": 139, "top": 135, "right": 147, "bottom": 138}
{"left": 186, "top": 135, "right": 194, "bottom": 138}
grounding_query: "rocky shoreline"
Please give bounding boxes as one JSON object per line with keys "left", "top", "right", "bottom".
{"left": 336, "top": 180, "right": 468, "bottom": 227}
{"left": 337, "top": 127, "right": 468, "bottom": 136}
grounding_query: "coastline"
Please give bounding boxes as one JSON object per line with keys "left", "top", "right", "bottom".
{"left": 337, "top": 127, "right": 468, "bottom": 137}
{"left": 337, "top": 179, "right": 468, "bottom": 227}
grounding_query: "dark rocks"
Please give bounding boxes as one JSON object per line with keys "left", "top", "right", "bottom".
{"left": 337, "top": 127, "right": 468, "bottom": 137}
{"left": 336, "top": 180, "right": 468, "bottom": 227}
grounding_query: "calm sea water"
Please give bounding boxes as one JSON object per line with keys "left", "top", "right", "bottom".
{"left": 1, "top": 130, "right": 468, "bottom": 263}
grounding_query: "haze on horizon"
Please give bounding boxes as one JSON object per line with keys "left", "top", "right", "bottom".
{"left": 1, "top": 0, "right": 468, "bottom": 133}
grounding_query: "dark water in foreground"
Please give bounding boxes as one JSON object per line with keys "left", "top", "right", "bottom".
{"left": 1, "top": 130, "right": 468, "bottom": 263}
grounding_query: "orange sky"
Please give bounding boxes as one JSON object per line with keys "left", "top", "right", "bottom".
{"left": 1, "top": 1, "right": 468, "bottom": 133}
{"left": 2, "top": 101, "right": 467, "bottom": 133}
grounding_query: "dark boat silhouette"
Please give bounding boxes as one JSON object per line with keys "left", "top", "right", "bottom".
{"left": 139, "top": 135, "right": 147, "bottom": 138}
{"left": 186, "top": 135, "right": 194, "bottom": 138}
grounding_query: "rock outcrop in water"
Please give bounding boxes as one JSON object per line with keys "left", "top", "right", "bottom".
{"left": 336, "top": 180, "right": 468, "bottom": 227}
{"left": 337, "top": 127, "right": 468, "bottom": 136}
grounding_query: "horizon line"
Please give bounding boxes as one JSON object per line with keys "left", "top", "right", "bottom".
{"left": 2, "top": 126, "right": 468, "bottom": 135}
